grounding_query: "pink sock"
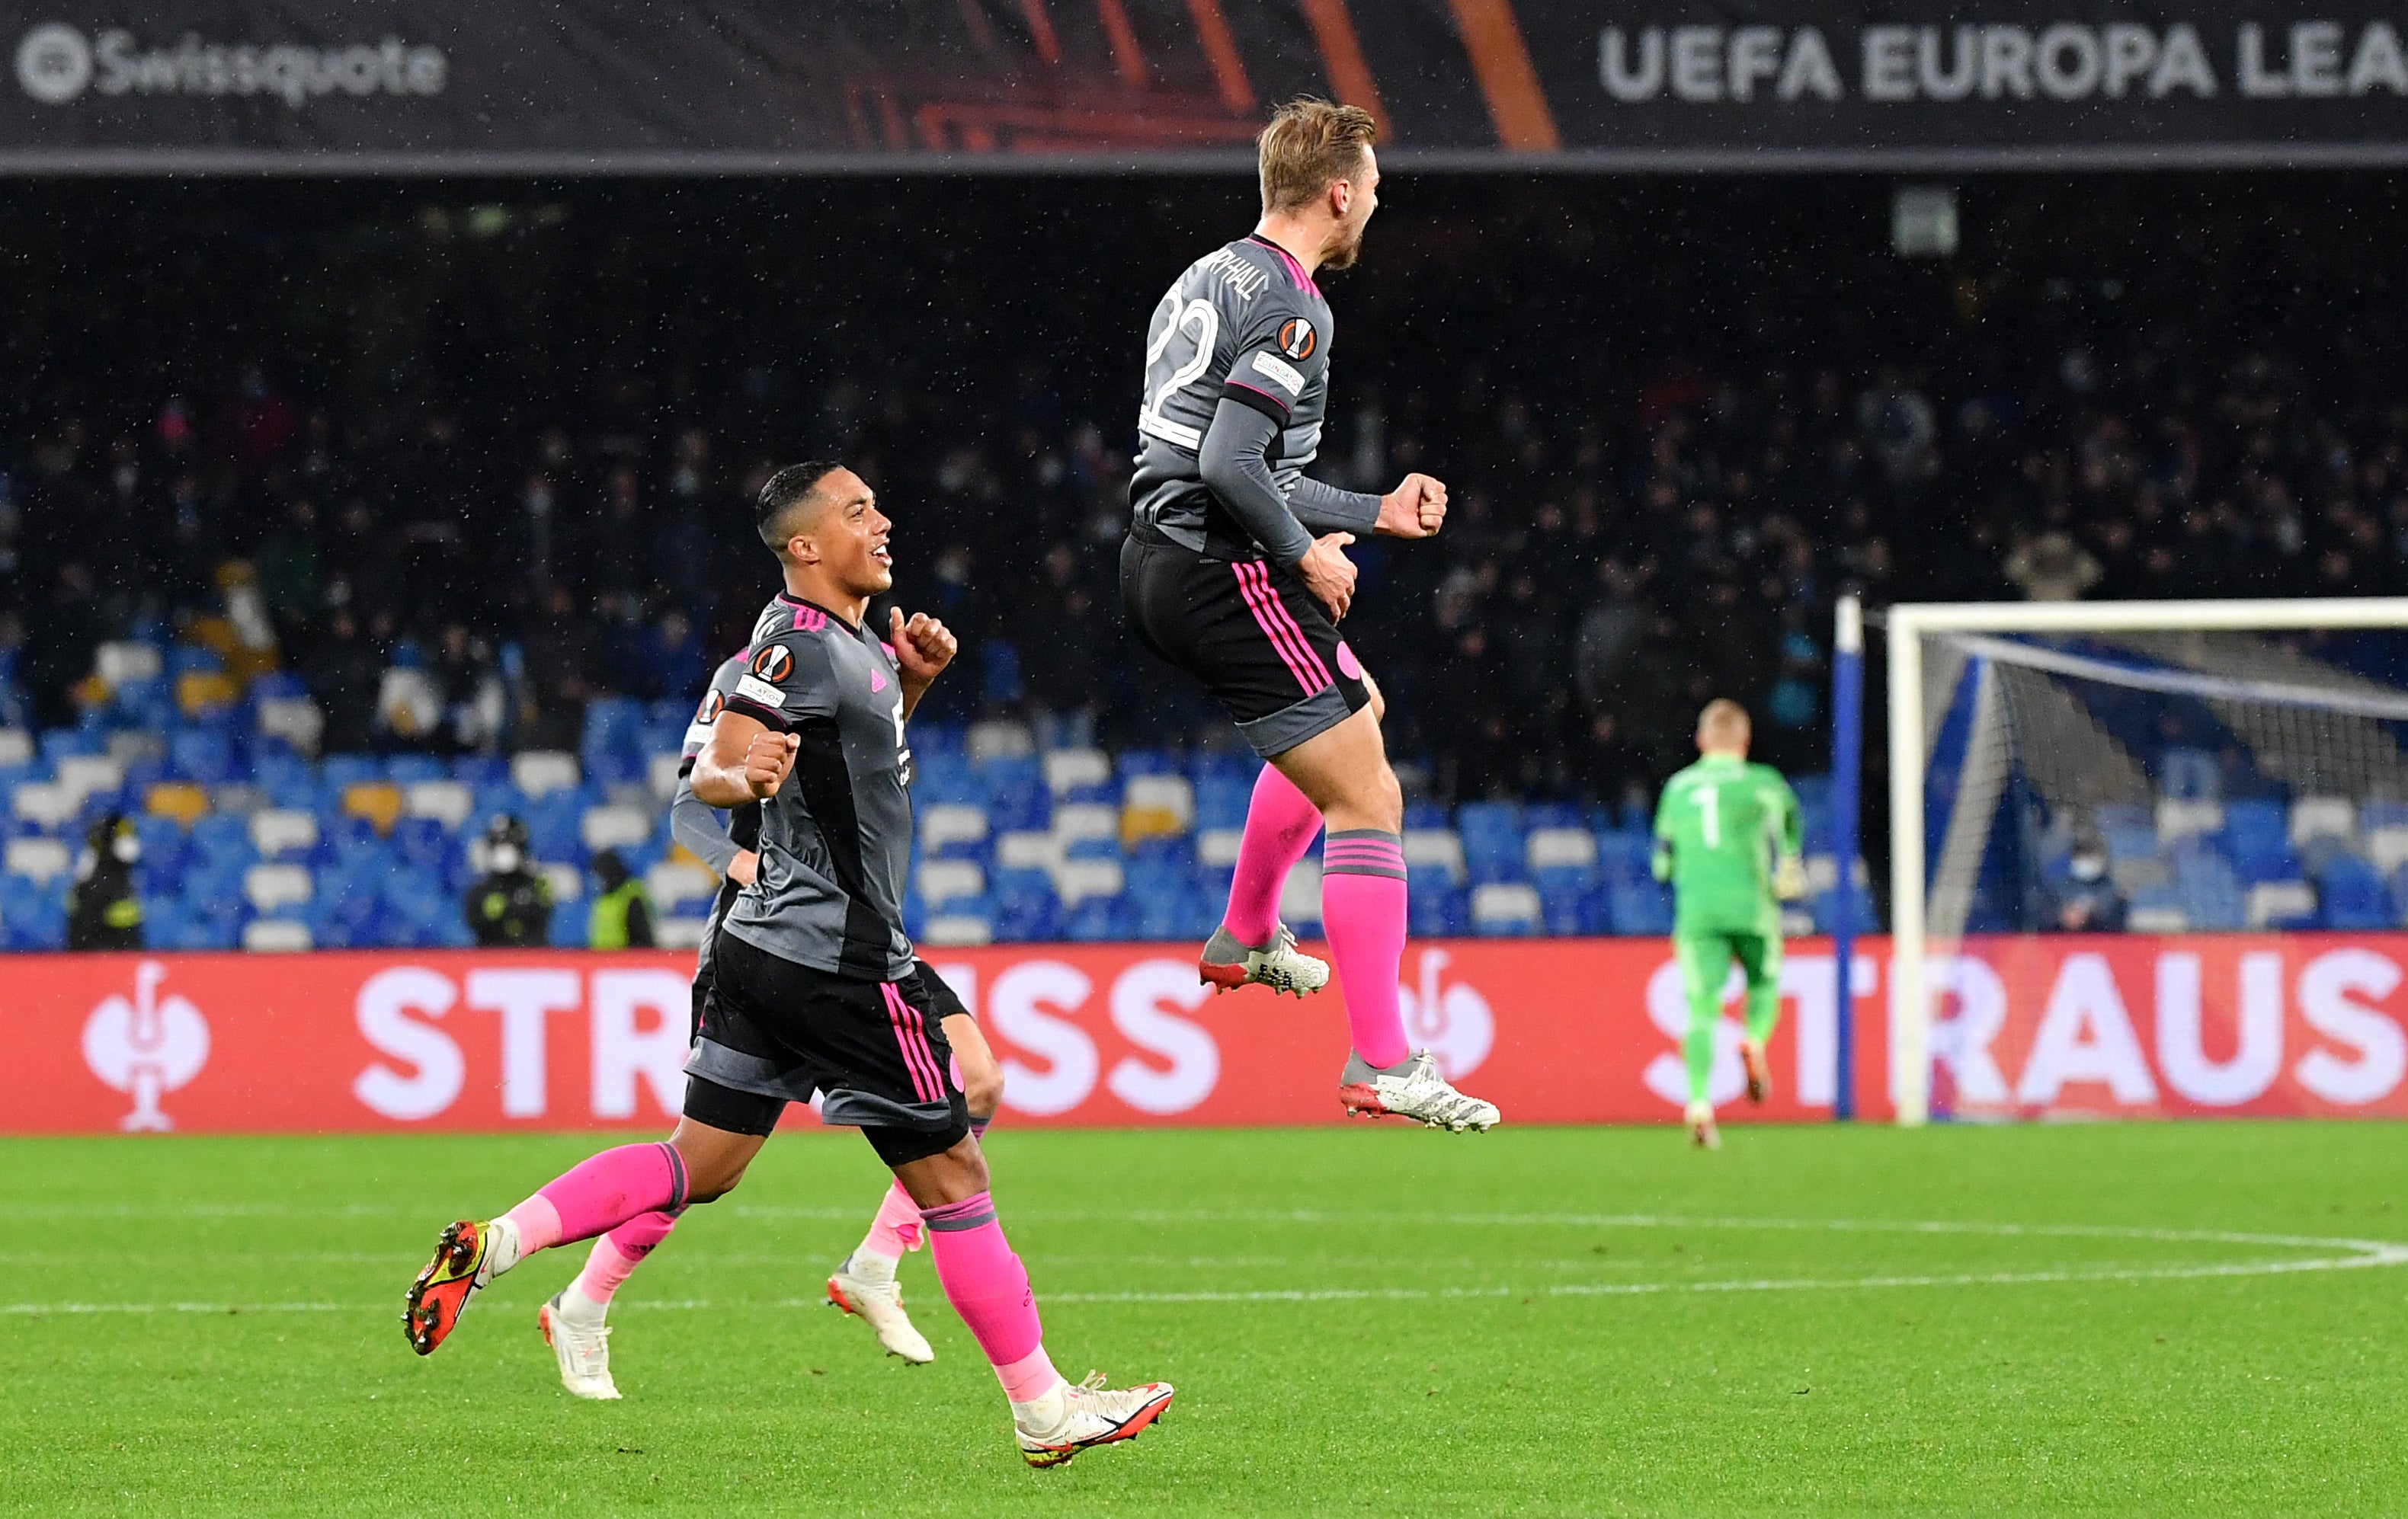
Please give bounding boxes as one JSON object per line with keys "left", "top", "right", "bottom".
{"left": 572, "top": 1207, "right": 682, "bottom": 1308}
{"left": 1223, "top": 764, "right": 1323, "bottom": 946}
{"left": 922, "top": 1192, "right": 1062, "bottom": 1403}
{"left": 501, "top": 1140, "right": 687, "bottom": 1255}
{"left": 864, "top": 1181, "right": 924, "bottom": 1258}
{"left": 1322, "top": 830, "right": 1411, "bottom": 1068}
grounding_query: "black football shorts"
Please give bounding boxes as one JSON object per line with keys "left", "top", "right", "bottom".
{"left": 1120, "top": 535, "right": 1372, "bottom": 758}
{"left": 684, "top": 932, "right": 970, "bottom": 1166}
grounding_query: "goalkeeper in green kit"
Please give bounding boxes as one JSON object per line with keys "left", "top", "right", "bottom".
{"left": 1652, "top": 699, "right": 1806, "bottom": 1150}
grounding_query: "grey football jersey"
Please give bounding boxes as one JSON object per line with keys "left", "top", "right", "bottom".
{"left": 1130, "top": 234, "right": 1334, "bottom": 560}
{"left": 717, "top": 593, "right": 915, "bottom": 980}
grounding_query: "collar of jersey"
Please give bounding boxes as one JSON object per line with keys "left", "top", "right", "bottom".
{"left": 777, "top": 590, "right": 861, "bottom": 632}
{"left": 1246, "top": 233, "right": 1320, "bottom": 296}
{"left": 1699, "top": 752, "right": 1745, "bottom": 769}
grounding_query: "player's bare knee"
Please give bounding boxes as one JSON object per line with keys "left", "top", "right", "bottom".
{"left": 962, "top": 1066, "right": 1004, "bottom": 1124}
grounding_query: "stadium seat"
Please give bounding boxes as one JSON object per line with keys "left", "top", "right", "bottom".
{"left": 1121, "top": 773, "right": 1193, "bottom": 843}
{"left": 580, "top": 803, "right": 652, "bottom": 852}
{"left": 1063, "top": 895, "right": 1138, "bottom": 942}
{"left": 2246, "top": 880, "right": 2317, "bottom": 931}
{"left": 248, "top": 808, "right": 319, "bottom": 860}
{"left": 1404, "top": 829, "right": 1467, "bottom": 887}
{"left": 511, "top": 750, "right": 581, "bottom": 799}
{"left": 2290, "top": 796, "right": 2355, "bottom": 849}
{"left": 1595, "top": 830, "right": 1654, "bottom": 884}
{"left": 242, "top": 918, "right": 313, "bottom": 952}
{"left": 1279, "top": 859, "right": 1324, "bottom": 932}
{"left": 2156, "top": 798, "right": 2223, "bottom": 843}
{"left": 1042, "top": 747, "right": 1111, "bottom": 795}
{"left": 921, "top": 913, "right": 994, "bottom": 947}
{"left": 145, "top": 781, "right": 212, "bottom": 827}
{"left": 1458, "top": 803, "right": 1525, "bottom": 884}
{"left": 243, "top": 862, "right": 313, "bottom": 913}
{"left": 1197, "top": 828, "right": 1244, "bottom": 870}
{"left": 341, "top": 782, "right": 405, "bottom": 835}
{"left": 404, "top": 780, "right": 473, "bottom": 830}
{"left": 1526, "top": 827, "right": 1597, "bottom": 874}
{"left": 1608, "top": 879, "right": 1675, "bottom": 936}
{"left": 918, "top": 859, "right": 985, "bottom": 908}
{"left": 967, "top": 721, "right": 1035, "bottom": 764}
{"left": 646, "top": 861, "right": 719, "bottom": 915}
{"left": 1471, "top": 881, "right": 1542, "bottom": 936}
{"left": 56, "top": 754, "right": 123, "bottom": 807}
{"left": 2315, "top": 855, "right": 2395, "bottom": 929}
{"left": 2127, "top": 885, "right": 2189, "bottom": 933}
{"left": 995, "top": 830, "right": 1057, "bottom": 873}
{"left": 2160, "top": 747, "right": 2221, "bottom": 800}
{"left": 921, "top": 803, "right": 990, "bottom": 859}
{"left": 1193, "top": 774, "right": 1254, "bottom": 832}
{"left": 5, "top": 836, "right": 71, "bottom": 884}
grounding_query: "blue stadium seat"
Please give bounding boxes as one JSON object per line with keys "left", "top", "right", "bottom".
{"left": 1193, "top": 775, "right": 1253, "bottom": 832}
{"left": 1608, "top": 879, "right": 1675, "bottom": 936}
{"left": 1459, "top": 802, "right": 1525, "bottom": 885}
{"left": 1063, "top": 895, "right": 1138, "bottom": 942}
{"left": 321, "top": 754, "right": 383, "bottom": 792}
{"left": 386, "top": 753, "right": 447, "bottom": 785}
{"left": 2317, "top": 855, "right": 2395, "bottom": 929}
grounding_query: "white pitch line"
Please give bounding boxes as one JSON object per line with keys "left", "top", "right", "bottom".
{"left": 8, "top": 1226, "right": 2403, "bottom": 1318}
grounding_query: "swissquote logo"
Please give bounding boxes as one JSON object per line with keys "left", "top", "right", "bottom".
{"left": 1398, "top": 947, "right": 1494, "bottom": 1079}
{"left": 14, "top": 21, "right": 447, "bottom": 107}
{"left": 82, "top": 960, "right": 210, "bottom": 1132}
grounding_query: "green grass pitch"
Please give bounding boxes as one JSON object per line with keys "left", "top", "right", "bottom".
{"left": 4, "top": 1121, "right": 2405, "bottom": 1516}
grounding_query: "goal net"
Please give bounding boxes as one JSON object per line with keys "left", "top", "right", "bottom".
{"left": 1885, "top": 599, "right": 2408, "bottom": 1124}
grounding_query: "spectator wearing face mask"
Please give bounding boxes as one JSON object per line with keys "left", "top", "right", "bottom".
{"left": 67, "top": 812, "right": 144, "bottom": 951}
{"left": 2048, "top": 837, "right": 2127, "bottom": 932}
{"left": 465, "top": 815, "right": 552, "bottom": 948}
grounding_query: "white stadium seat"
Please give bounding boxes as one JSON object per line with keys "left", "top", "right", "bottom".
{"left": 2155, "top": 799, "right": 2224, "bottom": 843}
{"left": 511, "top": 750, "right": 581, "bottom": 799}
{"left": 967, "top": 721, "right": 1034, "bottom": 763}
{"left": 2289, "top": 796, "right": 2355, "bottom": 848}
{"left": 540, "top": 862, "right": 584, "bottom": 903}
{"left": 2246, "top": 881, "right": 2317, "bottom": 929}
{"left": 581, "top": 804, "right": 652, "bottom": 852}
{"left": 11, "top": 783, "right": 78, "bottom": 832}
{"left": 647, "top": 753, "right": 687, "bottom": 800}
{"left": 1042, "top": 747, "right": 1112, "bottom": 794}
{"left": 1198, "top": 828, "right": 1245, "bottom": 869}
{"left": 655, "top": 917, "right": 709, "bottom": 950}
{"left": 5, "top": 837, "right": 72, "bottom": 884}
{"left": 2127, "top": 905, "right": 2191, "bottom": 933}
{"left": 1403, "top": 830, "right": 1466, "bottom": 887}
{"left": 2368, "top": 826, "right": 2408, "bottom": 878}
{"left": 1054, "top": 858, "right": 1126, "bottom": 907}
{"left": 405, "top": 780, "right": 474, "bottom": 829}
{"left": 0, "top": 730, "right": 30, "bottom": 767}
{"left": 996, "top": 830, "right": 1058, "bottom": 870}
{"left": 1526, "top": 827, "right": 1597, "bottom": 871}
{"left": 1471, "top": 882, "right": 1542, "bottom": 932}
{"left": 918, "top": 859, "right": 986, "bottom": 906}
{"left": 55, "top": 755, "right": 123, "bottom": 807}
{"left": 244, "top": 863, "right": 314, "bottom": 913}
{"left": 248, "top": 809, "right": 319, "bottom": 859}
{"left": 1280, "top": 859, "right": 1324, "bottom": 926}
{"left": 255, "top": 696, "right": 325, "bottom": 755}
{"left": 646, "top": 862, "right": 719, "bottom": 913}
{"left": 922, "top": 804, "right": 989, "bottom": 854}
{"left": 1053, "top": 802, "right": 1116, "bottom": 843}
{"left": 242, "top": 919, "right": 314, "bottom": 952}
{"left": 921, "top": 914, "right": 994, "bottom": 947}
{"left": 95, "top": 641, "right": 163, "bottom": 686}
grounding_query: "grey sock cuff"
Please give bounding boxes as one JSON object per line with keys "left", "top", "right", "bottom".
{"left": 1324, "top": 828, "right": 1407, "bottom": 880}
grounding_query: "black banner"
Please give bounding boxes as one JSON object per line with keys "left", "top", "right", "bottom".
{"left": 3, "top": 2, "right": 2405, "bottom": 172}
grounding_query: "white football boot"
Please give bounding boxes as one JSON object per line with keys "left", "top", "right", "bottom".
{"left": 825, "top": 1255, "right": 936, "bottom": 1364}
{"left": 1338, "top": 1050, "right": 1501, "bottom": 1132}
{"left": 537, "top": 1292, "right": 622, "bottom": 1400}
{"left": 1686, "top": 1099, "right": 1721, "bottom": 1150}
{"left": 1199, "top": 921, "right": 1329, "bottom": 996}
{"left": 1013, "top": 1372, "right": 1177, "bottom": 1468}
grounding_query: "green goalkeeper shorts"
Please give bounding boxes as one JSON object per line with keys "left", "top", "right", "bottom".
{"left": 1673, "top": 930, "right": 1782, "bottom": 1022}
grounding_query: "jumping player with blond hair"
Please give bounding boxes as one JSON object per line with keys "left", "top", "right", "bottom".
{"left": 1121, "top": 97, "right": 1497, "bottom": 1132}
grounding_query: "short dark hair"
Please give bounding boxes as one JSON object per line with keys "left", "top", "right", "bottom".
{"left": 755, "top": 461, "right": 845, "bottom": 552}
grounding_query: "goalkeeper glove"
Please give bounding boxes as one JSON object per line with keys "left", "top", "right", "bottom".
{"left": 1774, "top": 856, "right": 1809, "bottom": 902}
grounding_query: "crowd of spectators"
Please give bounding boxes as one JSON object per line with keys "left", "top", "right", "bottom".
{"left": 5, "top": 174, "right": 2407, "bottom": 813}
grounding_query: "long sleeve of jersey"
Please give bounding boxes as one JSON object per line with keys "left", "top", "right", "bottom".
{"left": 1286, "top": 473, "right": 1382, "bottom": 534}
{"left": 669, "top": 775, "right": 741, "bottom": 877}
{"left": 1198, "top": 399, "right": 1315, "bottom": 567}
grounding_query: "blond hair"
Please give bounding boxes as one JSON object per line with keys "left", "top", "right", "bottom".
{"left": 1257, "top": 97, "right": 1377, "bottom": 214}
{"left": 1697, "top": 699, "right": 1751, "bottom": 746}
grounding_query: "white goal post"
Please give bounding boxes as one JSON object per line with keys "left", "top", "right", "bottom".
{"left": 1884, "top": 596, "right": 2408, "bottom": 1127}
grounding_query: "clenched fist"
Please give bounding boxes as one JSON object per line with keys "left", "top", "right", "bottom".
{"left": 1375, "top": 473, "right": 1448, "bottom": 539}
{"left": 745, "top": 731, "right": 799, "bottom": 799}
{"left": 889, "top": 606, "right": 958, "bottom": 686}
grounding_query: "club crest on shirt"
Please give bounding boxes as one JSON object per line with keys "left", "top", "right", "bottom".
{"left": 1276, "top": 318, "right": 1317, "bottom": 360}
{"left": 751, "top": 644, "right": 793, "bottom": 683}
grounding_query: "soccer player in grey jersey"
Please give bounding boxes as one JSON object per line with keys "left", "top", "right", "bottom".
{"left": 527, "top": 653, "right": 1010, "bottom": 1399}
{"left": 1121, "top": 97, "right": 1498, "bottom": 1132}
{"left": 406, "top": 464, "right": 1171, "bottom": 1468}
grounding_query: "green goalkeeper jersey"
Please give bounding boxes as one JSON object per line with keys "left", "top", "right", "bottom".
{"left": 1651, "top": 753, "right": 1803, "bottom": 937}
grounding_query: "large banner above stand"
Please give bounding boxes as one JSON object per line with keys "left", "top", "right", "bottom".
{"left": 2, "top": 2, "right": 2406, "bottom": 174}
{"left": 9, "top": 933, "right": 2408, "bottom": 1134}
